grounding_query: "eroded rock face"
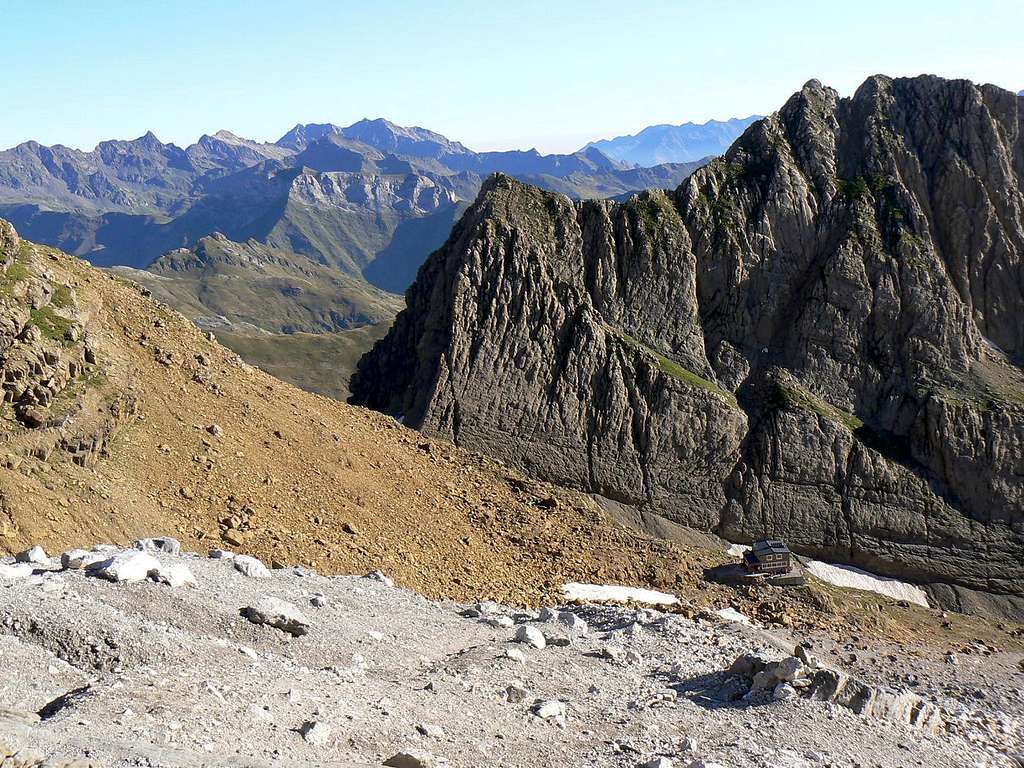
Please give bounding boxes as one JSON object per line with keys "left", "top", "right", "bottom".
{"left": 0, "top": 223, "right": 138, "bottom": 473}
{"left": 350, "top": 76, "right": 1024, "bottom": 618}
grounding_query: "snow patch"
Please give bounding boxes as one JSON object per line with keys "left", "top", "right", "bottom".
{"left": 715, "top": 607, "right": 756, "bottom": 626}
{"left": 805, "top": 560, "right": 929, "bottom": 607}
{"left": 561, "top": 582, "right": 679, "bottom": 606}
{"left": 723, "top": 541, "right": 929, "bottom": 608}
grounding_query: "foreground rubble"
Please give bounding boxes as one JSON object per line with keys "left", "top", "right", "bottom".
{"left": 1, "top": 543, "right": 1022, "bottom": 767}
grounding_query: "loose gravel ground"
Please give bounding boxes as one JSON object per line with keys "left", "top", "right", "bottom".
{"left": 2, "top": 547, "right": 1022, "bottom": 767}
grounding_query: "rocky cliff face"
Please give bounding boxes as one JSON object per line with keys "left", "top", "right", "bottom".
{"left": 351, "top": 75, "right": 1024, "bottom": 619}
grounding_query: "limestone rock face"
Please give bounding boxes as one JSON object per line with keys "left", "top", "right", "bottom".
{"left": 350, "top": 75, "right": 1024, "bottom": 619}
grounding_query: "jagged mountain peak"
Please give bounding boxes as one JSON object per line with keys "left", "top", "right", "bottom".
{"left": 352, "top": 73, "right": 1024, "bottom": 621}
{"left": 274, "top": 122, "right": 343, "bottom": 151}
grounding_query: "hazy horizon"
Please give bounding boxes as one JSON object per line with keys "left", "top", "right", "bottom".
{"left": 3, "top": 0, "right": 1021, "bottom": 154}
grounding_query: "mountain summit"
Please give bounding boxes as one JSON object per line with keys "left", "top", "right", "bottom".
{"left": 584, "top": 115, "right": 761, "bottom": 166}
{"left": 351, "top": 74, "right": 1024, "bottom": 620}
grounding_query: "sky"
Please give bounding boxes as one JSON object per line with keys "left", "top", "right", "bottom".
{"left": 2, "top": 0, "right": 1022, "bottom": 154}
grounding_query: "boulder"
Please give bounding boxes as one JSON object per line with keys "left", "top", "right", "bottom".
{"left": 60, "top": 549, "right": 105, "bottom": 570}
{"left": 513, "top": 625, "right": 546, "bottom": 649}
{"left": 233, "top": 555, "right": 271, "bottom": 578}
{"left": 0, "top": 563, "right": 34, "bottom": 580}
{"left": 805, "top": 668, "right": 943, "bottom": 731}
{"left": 86, "top": 551, "right": 161, "bottom": 584}
{"left": 504, "top": 683, "right": 530, "bottom": 703}
{"left": 15, "top": 545, "right": 51, "bottom": 567}
{"left": 135, "top": 537, "right": 181, "bottom": 555}
{"left": 152, "top": 562, "right": 197, "bottom": 588}
{"left": 532, "top": 699, "right": 566, "bottom": 720}
{"left": 383, "top": 751, "right": 437, "bottom": 768}
{"left": 242, "top": 597, "right": 310, "bottom": 636}
{"left": 299, "top": 720, "right": 331, "bottom": 746}
{"left": 558, "top": 611, "right": 588, "bottom": 635}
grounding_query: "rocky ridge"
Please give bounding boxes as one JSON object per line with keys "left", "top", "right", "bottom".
{"left": 350, "top": 75, "right": 1024, "bottom": 619}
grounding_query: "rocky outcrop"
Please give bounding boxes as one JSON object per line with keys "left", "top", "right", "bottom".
{"left": 351, "top": 76, "right": 1024, "bottom": 619}
{"left": 0, "top": 224, "right": 136, "bottom": 471}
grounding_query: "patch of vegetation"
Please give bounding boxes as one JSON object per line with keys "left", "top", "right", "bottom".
{"left": 771, "top": 380, "right": 863, "bottom": 431}
{"left": 838, "top": 174, "right": 915, "bottom": 249}
{"left": 82, "top": 370, "right": 108, "bottom": 390}
{"left": 936, "top": 383, "right": 1024, "bottom": 412}
{"left": 608, "top": 327, "right": 739, "bottom": 408}
{"left": 50, "top": 284, "right": 74, "bottom": 309}
{"left": 29, "top": 305, "right": 76, "bottom": 345}
{"left": 0, "top": 251, "right": 32, "bottom": 295}
{"left": 838, "top": 176, "right": 871, "bottom": 202}
{"left": 216, "top": 323, "right": 393, "bottom": 400}
{"left": 626, "top": 193, "right": 677, "bottom": 232}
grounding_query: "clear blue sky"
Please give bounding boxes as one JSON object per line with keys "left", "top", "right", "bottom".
{"left": 3, "top": 0, "right": 1021, "bottom": 154}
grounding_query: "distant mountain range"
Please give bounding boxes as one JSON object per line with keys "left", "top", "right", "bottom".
{"left": 0, "top": 118, "right": 707, "bottom": 284}
{"left": 0, "top": 116, "right": 734, "bottom": 396}
{"left": 583, "top": 116, "right": 761, "bottom": 166}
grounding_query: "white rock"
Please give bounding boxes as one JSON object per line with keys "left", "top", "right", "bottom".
{"left": 134, "top": 537, "right": 181, "bottom": 555}
{"left": 504, "top": 683, "right": 531, "bottom": 703}
{"left": 601, "top": 646, "right": 625, "bottom": 662}
{"left": 242, "top": 597, "right": 310, "bottom": 636}
{"left": 233, "top": 555, "right": 271, "bottom": 578}
{"left": 514, "top": 625, "right": 546, "bottom": 649}
{"left": 415, "top": 722, "right": 445, "bottom": 739}
{"left": 208, "top": 548, "right": 235, "bottom": 560}
{"left": 86, "top": 551, "right": 161, "bottom": 583}
{"left": 795, "top": 644, "right": 820, "bottom": 670}
{"left": 60, "top": 549, "right": 104, "bottom": 570}
{"left": 532, "top": 699, "right": 566, "bottom": 719}
{"left": 772, "top": 656, "right": 805, "bottom": 682}
{"left": 299, "top": 720, "right": 331, "bottom": 746}
{"left": 558, "top": 611, "right": 588, "bottom": 635}
{"left": 363, "top": 570, "right": 394, "bottom": 587}
{"left": 504, "top": 647, "right": 527, "bottom": 664}
{"left": 153, "top": 562, "right": 197, "bottom": 588}
{"left": 0, "top": 563, "right": 34, "bottom": 580}
{"left": 311, "top": 595, "right": 328, "bottom": 608}
{"left": 474, "top": 599, "right": 500, "bottom": 616}
{"left": 15, "top": 545, "right": 51, "bottom": 567}
{"left": 774, "top": 682, "right": 797, "bottom": 701}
